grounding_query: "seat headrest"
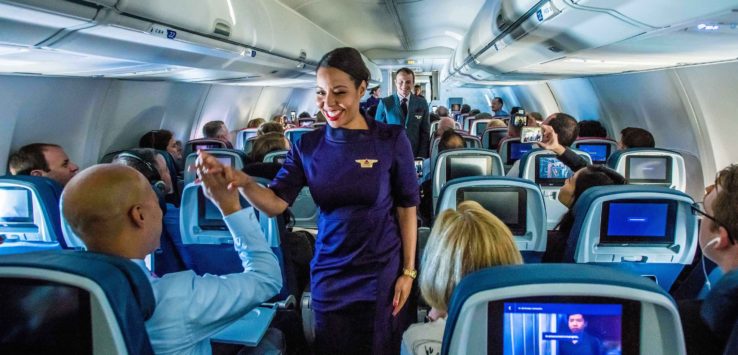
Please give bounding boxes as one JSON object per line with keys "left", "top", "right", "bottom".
{"left": 0, "top": 250, "right": 155, "bottom": 354}
{"left": 565, "top": 184, "right": 697, "bottom": 265}
{"left": 442, "top": 264, "right": 676, "bottom": 355}
{"left": 0, "top": 175, "right": 64, "bottom": 247}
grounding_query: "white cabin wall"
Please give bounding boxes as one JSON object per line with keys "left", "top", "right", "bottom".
{"left": 508, "top": 83, "right": 559, "bottom": 118}
{"left": 0, "top": 75, "right": 315, "bottom": 175}
{"left": 98, "top": 80, "right": 208, "bottom": 154}
{"left": 0, "top": 76, "right": 110, "bottom": 174}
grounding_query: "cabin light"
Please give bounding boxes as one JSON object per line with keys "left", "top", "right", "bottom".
{"left": 563, "top": 58, "right": 670, "bottom": 66}
{"left": 697, "top": 23, "right": 720, "bottom": 31}
{"left": 406, "top": 59, "right": 416, "bottom": 65}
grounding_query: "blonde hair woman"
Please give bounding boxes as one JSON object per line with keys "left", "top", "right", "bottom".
{"left": 401, "top": 201, "right": 523, "bottom": 355}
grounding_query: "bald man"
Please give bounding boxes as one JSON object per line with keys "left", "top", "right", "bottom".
{"left": 62, "top": 164, "right": 281, "bottom": 355}
{"left": 435, "top": 117, "right": 456, "bottom": 137}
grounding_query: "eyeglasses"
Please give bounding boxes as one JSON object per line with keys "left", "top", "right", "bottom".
{"left": 691, "top": 201, "right": 735, "bottom": 245}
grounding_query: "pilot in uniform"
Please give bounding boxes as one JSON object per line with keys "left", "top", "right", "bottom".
{"left": 269, "top": 113, "right": 420, "bottom": 354}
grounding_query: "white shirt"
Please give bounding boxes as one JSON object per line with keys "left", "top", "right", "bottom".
{"left": 137, "top": 207, "right": 282, "bottom": 355}
{"left": 401, "top": 317, "right": 446, "bottom": 355}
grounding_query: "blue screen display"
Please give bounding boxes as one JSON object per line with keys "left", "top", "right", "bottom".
{"left": 578, "top": 144, "right": 609, "bottom": 162}
{"left": 509, "top": 142, "right": 533, "bottom": 161}
{"left": 607, "top": 203, "right": 668, "bottom": 237}
{"left": 537, "top": 157, "right": 573, "bottom": 179}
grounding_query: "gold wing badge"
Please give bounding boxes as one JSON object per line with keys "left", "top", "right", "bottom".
{"left": 356, "top": 159, "right": 379, "bottom": 168}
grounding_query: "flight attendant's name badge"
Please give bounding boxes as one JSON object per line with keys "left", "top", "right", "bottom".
{"left": 356, "top": 159, "right": 378, "bottom": 168}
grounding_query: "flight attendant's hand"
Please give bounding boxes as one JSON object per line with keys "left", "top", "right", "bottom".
{"left": 392, "top": 275, "right": 413, "bottom": 316}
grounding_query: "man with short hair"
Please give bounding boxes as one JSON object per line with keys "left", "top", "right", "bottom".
{"left": 436, "top": 106, "right": 450, "bottom": 119}
{"left": 676, "top": 165, "right": 738, "bottom": 354}
{"left": 375, "top": 68, "right": 431, "bottom": 158}
{"left": 507, "top": 112, "right": 585, "bottom": 177}
{"left": 491, "top": 97, "right": 509, "bottom": 117}
{"left": 202, "top": 120, "right": 233, "bottom": 148}
{"left": 435, "top": 117, "right": 456, "bottom": 137}
{"left": 8, "top": 143, "right": 79, "bottom": 187}
{"left": 618, "top": 127, "right": 655, "bottom": 149}
{"left": 62, "top": 162, "right": 281, "bottom": 354}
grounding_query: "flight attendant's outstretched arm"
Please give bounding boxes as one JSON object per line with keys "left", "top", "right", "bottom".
{"left": 197, "top": 151, "right": 288, "bottom": 217}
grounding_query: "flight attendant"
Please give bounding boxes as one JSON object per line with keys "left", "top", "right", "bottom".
{"left": 198, "top": 47, "right": 419, "bottom": 354}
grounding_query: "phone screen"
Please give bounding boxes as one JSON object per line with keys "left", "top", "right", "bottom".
{"left": 521, "top": 126, "right": 543, "bottom": 143}
{"left": 290, "top": 111, "right": 296, "bottom": 121}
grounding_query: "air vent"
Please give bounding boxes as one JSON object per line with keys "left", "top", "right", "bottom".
{"left": 213, "top": 21, "right": 231, "bottom": 37}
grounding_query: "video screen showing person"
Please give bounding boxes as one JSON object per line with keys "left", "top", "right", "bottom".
{"left": 451, "top": 103, "right": 461, "bottom": 112}
{"left": 0, "top": 187, "right": 33, "bottom": 223}
{"left": 500, "top": 302, "right": 623, "bottom": 355}
{"left": 508, "top": 142, "right": 534, "bottom": 164}
{"left": 626, "top": 156, "right": 670, "bottom": 183}
{"left": 457, "top": 187, "right": 526, "bottom": 235}
{"left": 600, "top": 200, "right": 676, "bottom": 244}
{"left": 446, "top": 156, "right": 492, "bottom": 181}
{"left": 535, "top": 156, "right": 574, "bottom": 185}
{"left": 578, "top": 144, "right": 610, "bottom": 163}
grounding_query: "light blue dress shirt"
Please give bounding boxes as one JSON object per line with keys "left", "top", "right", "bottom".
{"left": 134, "top": 207, "right": 282, "bottom": 355}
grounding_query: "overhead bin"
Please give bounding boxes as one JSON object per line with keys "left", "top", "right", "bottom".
{"left": 0, "top": 0, "right": 381, "bottom": 84}
{"left": 107, "top": 0, "right": 381, "bottom": 81}
{"left": 0, "top": 0, "right": 97, "bottom": 47}
{"left": 449, "top": 0, "right": 738, "bottom": 82}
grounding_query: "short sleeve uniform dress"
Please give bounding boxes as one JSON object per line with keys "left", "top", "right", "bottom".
{"left": 269, "top": 114, "right": 420, "bottom": 354}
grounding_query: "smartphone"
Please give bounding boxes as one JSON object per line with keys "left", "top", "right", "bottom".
{"left": 290, "top": 111, "right": 297, "bottom": 121}
{"left": 431, "top": 105, "right": 438, "bottom": 113}
{"left": 414, "top": 158, "right": 424, "bottom": 178}
{"left": 521, "top": 126, "right": 543, "bottom": 143}
{"left": 513, "top": 114, "right": 527, "bottom": 127}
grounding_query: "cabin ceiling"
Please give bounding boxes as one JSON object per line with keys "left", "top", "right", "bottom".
{"left": 277, "top": 0, "right": 487, "bottom": 71}
{"left": 2, "top": 0, "right": 738, "bottom": 87}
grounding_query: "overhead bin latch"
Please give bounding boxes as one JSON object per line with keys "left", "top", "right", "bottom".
{"left": 214, "top": 21, "right": 231, "bottom": 38}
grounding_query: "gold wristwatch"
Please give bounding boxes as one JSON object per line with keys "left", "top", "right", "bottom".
{"left": 402, "top": 268, "right": 417, "bottom": 279}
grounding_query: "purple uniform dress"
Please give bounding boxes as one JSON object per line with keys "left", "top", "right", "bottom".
{"left": 269, "top": 115, "right": 420, "bottom": 354}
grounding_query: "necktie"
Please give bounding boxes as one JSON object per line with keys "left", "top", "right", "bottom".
{"left": 401, "top": 98, "right": 408, "bottom": 119}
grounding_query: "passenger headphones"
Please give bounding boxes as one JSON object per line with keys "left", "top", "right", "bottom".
{"left": 117, "top": 151, "right": 167, "bottom": 194}
{"left": 705, "top": 237, "right": 721, "bottom": 249}
{"left": 702, "top": 237, "right": 722, "bottom": 291}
